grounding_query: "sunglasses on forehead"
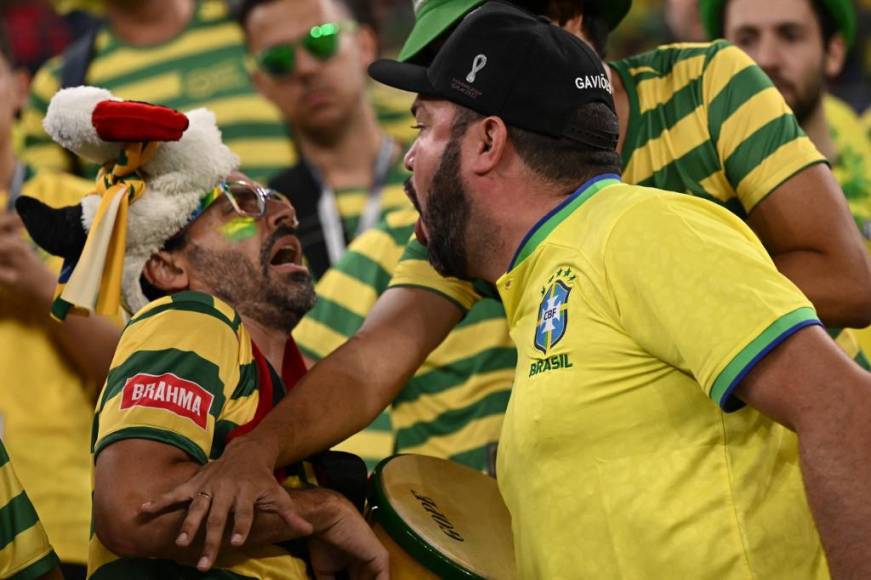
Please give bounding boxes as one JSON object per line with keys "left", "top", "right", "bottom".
{"left": 247, "top": 20, "right": 357, "bottom": 77}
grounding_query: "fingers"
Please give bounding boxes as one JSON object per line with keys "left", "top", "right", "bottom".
{"left": 198, "top": 489, "right": 234, "bottom": 571}
{"left": 0, "top": 212, "right": 22, "bottom": 234}
{"left": 140, "top": 483, "right": 197, "bottom": 516}
{"left": 173, "top": 492, "right": 212, "bottom": 548}
{"left": 229, "top": 493, "right": 254, "bottom": 547}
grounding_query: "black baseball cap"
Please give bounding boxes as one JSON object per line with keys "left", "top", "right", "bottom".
{"left": 369, "top": 1, "right": 617, "bottom": 150}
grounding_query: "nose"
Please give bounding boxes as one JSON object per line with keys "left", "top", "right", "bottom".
{"left": 753, "top": 33, "right": 783, "bottom": 76}
{"left": 404, "top": 140, "right": 416, "bottom": 171}
{"left": 293, "top": 45, "right": 321, "bottom": 78}
{"left": 265, "top": 198, "right": 297, "bottom": 231}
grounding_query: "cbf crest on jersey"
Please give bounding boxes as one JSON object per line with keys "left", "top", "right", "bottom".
{"left": 535, "top": 267, "right": 576, "bottom": 354}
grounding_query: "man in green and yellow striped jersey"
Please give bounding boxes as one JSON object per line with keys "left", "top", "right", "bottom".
{"left": 0, "top": 439, "right": 61, "bottom": 580}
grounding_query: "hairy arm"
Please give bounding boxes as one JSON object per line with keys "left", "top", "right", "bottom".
{"left": 735, "top": 325, "right": 871, "bottom": 578}
{"left": 96, "top": 439, "right": 386, "bottom": 576}
{"left": 746, "top": 164, "right": 871, "bottom": 328}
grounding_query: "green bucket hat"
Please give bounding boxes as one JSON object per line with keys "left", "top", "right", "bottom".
{"left": 698, "top": 0, "right": 856, "bottom": 48}
{"left": 398, "top": 0, "right": 633, "bottom": 62}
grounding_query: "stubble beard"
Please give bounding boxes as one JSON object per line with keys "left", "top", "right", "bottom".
{"left": 186, "top": 231, "right": 316, "bottom": 334}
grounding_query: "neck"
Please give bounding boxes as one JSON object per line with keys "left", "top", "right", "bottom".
{"left": 606, "top": 64, "right": 630, "bottom": 155}
{"left": 0, "top": 138, "right": 15, "bottom": 192}
{"left": 241, "top": 316, "right": 288, "bottom": 373}
{"left": 800, "top": 99, "right": 837, "bottom": 161}
{"left": 106, "top": 0, "right": 194, "bottom": 46}
{"left": 472, "top": 179, "right": 570, "bottom": 283}
{"left": 295, "top": 102, "right": 387, "bottom": 190}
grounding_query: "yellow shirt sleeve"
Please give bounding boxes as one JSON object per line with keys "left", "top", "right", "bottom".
{"left": 603, "top": 193, "right": 820, "bottom": 409}
{"left": 388, "top": 236, "right": 483, "bottom": 312}
{"left": 94, "top": 299, "right": 242, "bottom": 463}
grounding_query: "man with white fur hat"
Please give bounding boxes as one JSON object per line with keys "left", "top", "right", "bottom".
{"left": 16, "top": 86, "right": 388, "bottom": 579}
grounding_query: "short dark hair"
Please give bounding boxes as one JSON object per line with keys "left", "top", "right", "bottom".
{"left": 543, "top": 0, "right": 611, "bottom": 58}
{"left": 234, "top": 0, "right": 377, "bottom": 36}
{"left": 452, "top": 102, "right": 622, "bottom": 189}
{"left": 720, "top": 0, "right": 839, "bottom": 46}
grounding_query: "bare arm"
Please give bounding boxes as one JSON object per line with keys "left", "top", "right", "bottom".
{"left": 142, "top": 285, "right": 463, "bottom": 568}
{"left": 735, "top": 325, "right": 871, "bottom": 578}
{"left": 746, "top": 164, "right": 871, "bottom": 328}
{"left": 0, "top": 212, "right": 118, "bottom": 387}
{"left": 96, "top": 439, "right": 387, "bottom": 576}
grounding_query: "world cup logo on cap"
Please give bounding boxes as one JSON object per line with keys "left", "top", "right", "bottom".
{"left": 466, "top": 54, "right": 488, "bottom": 83}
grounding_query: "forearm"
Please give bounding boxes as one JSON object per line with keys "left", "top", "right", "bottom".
{"left": 796, "top": 386, "right": 871, "bottom": 579}
{"left": 254, "top": 287, "right": 464, "bottom": 468}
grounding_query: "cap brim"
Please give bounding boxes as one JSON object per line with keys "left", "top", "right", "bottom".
{"left": 398, "top": 0, "right": 482, "bottom": 62}
{"left": 368, "top": 60, "right": 437, "bottom": 96}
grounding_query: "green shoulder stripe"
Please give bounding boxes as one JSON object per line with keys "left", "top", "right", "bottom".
{"left": 707, "top": 64, "right": 774, "bottom": 145}
{"left": 94, "top": 426, "right": 209, "bottom": 465}
{"left": 8, "top": 551, "right": 59, "bottom": 580}
{"left": 0, "top": 493, "right": 40, "bottom": 551}
{"left": 0, "top": 441, "right": 8, "bottom": 466}
{"left": 637, "top": 139, "right": 721, "bottom": 197}
{"left": 399, "top": 237, "right": 427, "bottom": 261}
{"left": 129, "top": 291, "right": 240, "bottom": 332}
{"left": 630, "top": 77, "right": 705, "bottom": 156}
{"left": 724, "top": 114, "right": 804, "bottom": 186}
{"left": 305, "top": 296, "right": 366, "bottom": 339}
{"left": 710, "top": 307, "right": 819, "bottom": 410}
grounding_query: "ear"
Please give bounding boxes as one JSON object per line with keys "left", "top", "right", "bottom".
{"left": 823, "top": 33, "right": 846, "bottom": 78}
{"left": 12, "top": 69, "right": 29, "bottom": 113}
{"left": 468, "top": 116, "right": 509, "bottom": 176}
{"left": 355, "top": 24, "right": 379, "bottom": 67}
{"left": 142, "top": 250, "right": 190, "bottom": 294}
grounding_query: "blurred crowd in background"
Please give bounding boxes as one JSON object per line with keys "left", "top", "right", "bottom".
{"left": 2, "top": 0, "right": 868, "bottom": 108}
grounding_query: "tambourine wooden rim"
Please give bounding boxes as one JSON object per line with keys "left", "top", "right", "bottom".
{"left": 369, "top": 455, "right": 485, "bottom": 579}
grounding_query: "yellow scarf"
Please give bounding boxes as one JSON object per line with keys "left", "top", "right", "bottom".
{"left": 51, "top": 142, "right": 158, "bottom": 320}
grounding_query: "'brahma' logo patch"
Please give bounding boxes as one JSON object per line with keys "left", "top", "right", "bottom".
{"left": 120, "top": 372, "right": 213, "bottom": 429}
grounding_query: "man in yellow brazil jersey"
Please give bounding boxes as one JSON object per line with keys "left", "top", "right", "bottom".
{"left": 148, "top": 3, "right": 871, "bottom": 577}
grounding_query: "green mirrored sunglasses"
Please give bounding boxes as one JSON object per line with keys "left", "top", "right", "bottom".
{"left": 248, "top": 21, "right": 356, "bottom": 77}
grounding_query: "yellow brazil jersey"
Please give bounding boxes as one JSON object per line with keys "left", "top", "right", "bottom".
{"left": 389, "top": 41, "right": 866, "bottom": 367}
{"left": 89, "top": 291, "right": 308, "bottom": 579}
{"left": 0, "top": 438, "right": 59, "bottom": 579}
{"left": 0, "top": 169, "right": 97, "bottom": 564}
{"left": 495, "top": 175, "right": 826, "bottom": 578}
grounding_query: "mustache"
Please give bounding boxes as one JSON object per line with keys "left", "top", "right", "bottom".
{"left": 260, "top": 224, "right": 300, "bottom": 271}
{"left": 404, "top": 178, "right": 422, "bottom": 213}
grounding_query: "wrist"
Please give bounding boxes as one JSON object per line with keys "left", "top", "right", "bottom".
{"left": 226, "top": 428, "right": 281, "bottom": 470}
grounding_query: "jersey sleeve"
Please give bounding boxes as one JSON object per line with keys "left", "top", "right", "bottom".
{"left": 293, "top": 209, "right": 416, "bottom": 361}
{"left": 19, "top": 59, "right": 72, "bottom": 174}
{"left": 93, "top": 294, "right": 242, "bottom": 464}
{"left": 388, "top": 236, "right": 483, "bottom": 312}
{"left": 702, "top": 41, "right": 826, "bottom": 211}
{"left": 0, "top": 441, "right": 59, "bottom": 580}
{"left": 603, "top": 194, "right": 821, "bottom": 410}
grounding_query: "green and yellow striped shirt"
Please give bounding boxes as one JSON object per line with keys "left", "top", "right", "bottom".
{"left": 293, "top": 209, "right": 514, "bottom": 473}
{"left": 0, "top": 440, "right": 59, "bottom": 580}
{"left": 386, "top": 40, "right": 865, "bottom": 459}
{"left": 89, "top": 291, "right": 308, "bottom": 579}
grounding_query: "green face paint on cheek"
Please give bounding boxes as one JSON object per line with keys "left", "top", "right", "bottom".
{"left": 220, "top": 216, "right": 257, "bottom": 242}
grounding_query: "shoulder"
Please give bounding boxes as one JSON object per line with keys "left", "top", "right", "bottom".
{"left": 126, "top": 291, "right": 242, "bottom": 336}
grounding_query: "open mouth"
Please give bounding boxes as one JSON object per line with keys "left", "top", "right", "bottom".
{"left": 269, "top": 235, "right": 305, "bottom": 270}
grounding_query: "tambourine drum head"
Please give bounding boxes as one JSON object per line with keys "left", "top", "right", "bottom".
{"left": 368, "top": 454, "right": 516, "bottom": 579}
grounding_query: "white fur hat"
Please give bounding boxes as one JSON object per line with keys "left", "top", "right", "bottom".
{"left": 17, "top": 86, "right": 239, "bottom": 315}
